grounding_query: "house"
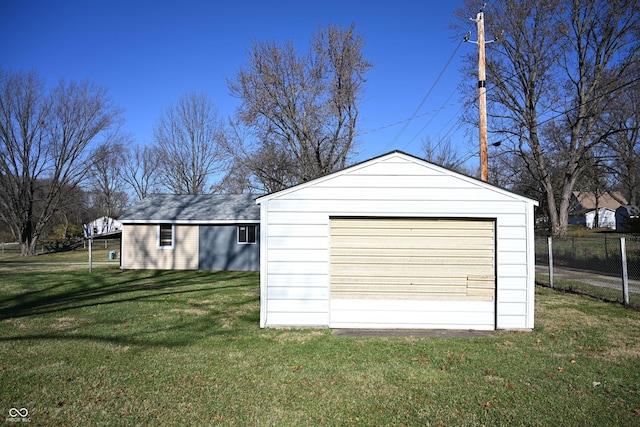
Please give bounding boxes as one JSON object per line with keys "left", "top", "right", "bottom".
{"left": 256, "top": 151, "right": 539, "bottom": 331}
{"left": 119, "top": 194, "right": 260, "bottom": 271}
{"left": 585, "top": 208, "right": 616, "bottom": 229}
{"left": 616, "top": 205, "right": 640, "bottom": 233}
{"left": 83, "top": 216, "right": 123, "bottom": 262}
{"left": 569, "top": 191, "right": 626, "bottom": 229}
{"left": 83, "top": 216, "right": 122, "bottom": 238}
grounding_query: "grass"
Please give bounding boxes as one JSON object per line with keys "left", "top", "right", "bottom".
{"left": 1, "top": 263, "right": 640, "bottom": 425}
{"left": 0, "top": 240, "right": 119, "bottom": 263}
{"left": 537, "top": 272, "right": 640, "bottom": 309}
{"left": 535, "top": 232, "right": 640, "bottom": 302}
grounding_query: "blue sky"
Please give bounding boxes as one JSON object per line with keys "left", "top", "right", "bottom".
{"left": 1, "top": 0, "right": 481, "bottom": 166}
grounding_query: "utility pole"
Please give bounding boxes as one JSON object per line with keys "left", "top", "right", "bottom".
{"left": 466, "top": 9, "right": 493, "bottom": 182}
{"left": 476, "top": 11, "right": 488, "bottom": 182}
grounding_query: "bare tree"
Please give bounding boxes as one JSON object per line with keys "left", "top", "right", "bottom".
{"left": 227, "top": 24, "right": 372, "bottom": 191}
{"left": 488, "top": 146, "right": 517, "bottom": 190}
{"left": 0, "top": 69, "right": 121, "bottom": 255}
{"left": 86, "top": 133, "right": 130, "bottom": 217}
{"left": 154, "top": 92, "right": 224, "bottom": 195}
{"left": 421, "top": 136, "right": 474, "bottom": 175}
{"left": 219, "top": 121, "right": 298, "bottom": 194}
{"left": 121, "top": 143, "right": 162, "bottom": 201}
{"left": 488, "top": 148, "right": 546, "bottom": 200}
{"left": 48, "top": 184, "right": 88, "bottom": 240}
{"left": 458, "top": 0, "right": 640, "bottom": 236}
{"left": 602, "top": 65, "right": 640, "bottom": 206}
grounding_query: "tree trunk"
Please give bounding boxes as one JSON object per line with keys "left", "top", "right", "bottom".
{"left": 20, "top": 220, "right": 37, "bottom": 256}
{"left": 544, "top": 180, "right": 565, "bottom": 237}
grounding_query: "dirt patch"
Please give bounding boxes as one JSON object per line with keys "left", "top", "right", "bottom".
{"left": 170, "top": 308, "right": 208, "bottom": 316}
{"left": 270, "top": 329, "right": 328, "bottom": 342}
{"left": 51, "top": 317, "right": 78, "bottom": 330}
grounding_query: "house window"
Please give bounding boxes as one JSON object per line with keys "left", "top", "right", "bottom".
{"left": 238, "top": 225, "right": 256, "bottom": 244}
{"left": 159, "top": 224, "right": 174, "bottom": 248}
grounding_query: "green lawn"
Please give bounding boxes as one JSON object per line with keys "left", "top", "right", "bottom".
{"left": 1, "top": 264, "right": 640, "bottom": 426}
{"left": 536, "top": 272, "right": 640, "bottom": 309}
{"left": 0, "top": 241, "right": 119, "bottom": 263}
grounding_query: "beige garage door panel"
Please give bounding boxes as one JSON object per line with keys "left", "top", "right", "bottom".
{"left": 330, "top": 218, "right": 495, "bottom": 301}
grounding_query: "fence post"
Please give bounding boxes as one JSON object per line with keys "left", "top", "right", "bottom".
{"left": 548, "top": 236, "right": 554, "bottom": 289}
{"left": 621, "top": 237, "right": 629, "bottom": 306}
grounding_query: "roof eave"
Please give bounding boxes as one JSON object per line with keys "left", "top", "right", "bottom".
{"left": 120, "top": 219, "right": 260, "bottom": 225}
{"left": 256, "top": 150, "right": 540, "bottom": 206}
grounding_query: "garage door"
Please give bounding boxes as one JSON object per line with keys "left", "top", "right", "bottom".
{"left": 330, "top": 218, "right": 496, "bottom": 329}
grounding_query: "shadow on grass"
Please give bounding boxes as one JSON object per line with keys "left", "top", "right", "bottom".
{"left": 0, "top": 269, "right": 253, "bottom": 319}
{"left": 0, "top": 268, "right": 260, "bottom": 348}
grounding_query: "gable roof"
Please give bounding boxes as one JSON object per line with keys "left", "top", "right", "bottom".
{"left": 256, "top": 150, "right": 539, "bottom": 206}
{"left": 119, "top": 194, "right": 260, "bottom": 224}
{"left": 571, "top": 191, "right": 626, "bottom": 213}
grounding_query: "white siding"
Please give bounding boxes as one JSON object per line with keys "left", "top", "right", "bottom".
{"left": 330, "top": 299, "right": 495, "bottom": 330}
{"left": 258, "top": 152, "right": 537, "bottom": 330}
{"left": 585, "top": 208, "right": 616, "bottom": 229}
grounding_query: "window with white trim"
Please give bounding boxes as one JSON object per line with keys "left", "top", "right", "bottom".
{"left": 159, "top": 224, "right": 174, "bottom": 248}
{"left": 238, "top": 225, "right": 256, "bottom": 244}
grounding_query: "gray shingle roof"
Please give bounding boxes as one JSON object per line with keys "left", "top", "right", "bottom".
{"left": 119, "top": 194, "right": 260, "bottom": 223}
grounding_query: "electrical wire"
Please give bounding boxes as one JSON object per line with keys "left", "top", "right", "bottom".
{"left": 378, "top": 37, "right": 466, "bottom": 154}
{"left": 399, "top": 84, "right": 460, "bottom": 152}
{"left": 364, "top": 1, "right": 638, "bottom": 161}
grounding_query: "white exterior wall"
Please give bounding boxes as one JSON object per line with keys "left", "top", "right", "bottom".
{"left": 259, "top": 153, "right": 538, "bottom": 330}
{"left": 585, "top": 208, "right": 616, "bottom": 229}
{"left": 83, "top": 216, "right": 122, "bottom": 238}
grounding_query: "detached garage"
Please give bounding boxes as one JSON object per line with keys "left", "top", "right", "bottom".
{"left": 257, "top": 151, "right": 538, "bottom": 330}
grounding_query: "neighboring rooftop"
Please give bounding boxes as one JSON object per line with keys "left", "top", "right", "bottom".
{"left": 119, "top": 194, "right": 260, "bottom": 223}
{"left": 571, "top": 191, "right": 627, "bottom": 213}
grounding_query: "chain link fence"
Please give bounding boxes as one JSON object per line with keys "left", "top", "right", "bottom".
{"left": 535, "top": 234, "right": 640, "bottom": 309}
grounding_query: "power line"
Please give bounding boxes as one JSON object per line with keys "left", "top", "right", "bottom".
{"left": 379, "top": 36, "right": 466, "bottom": 154}
{"left": 536, "top": 73, "right": 640, "bottom": 129}
{"left": 399, "top": 85, "right": 459, "bottom": 152}
{"left": 363, "top": 0, "right": 638, "bottom": 161}
{"left": 360, "top": 102, "right": 459, "bottom": 136}
{"left": 403, "top": 50, "right": 639, "bottom": 166}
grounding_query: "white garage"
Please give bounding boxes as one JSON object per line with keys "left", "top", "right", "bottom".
{"left": 256, "top": 151, "right": 538, "bottom": 330}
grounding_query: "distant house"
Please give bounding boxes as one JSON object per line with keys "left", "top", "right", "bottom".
{"left": 569, "top": 192, "right": 626, "bottom": 229}
{"left": 616, "top": 205, "right": 640, "bottom": 233}
{"left": 584, "top": 208, "right": 616, "bottom": 229}
{"left": 119, "top": 194, "right": 260, "bottom": 271}
{"left": 83, "top": 216, "right": 122, "bottom": 238}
